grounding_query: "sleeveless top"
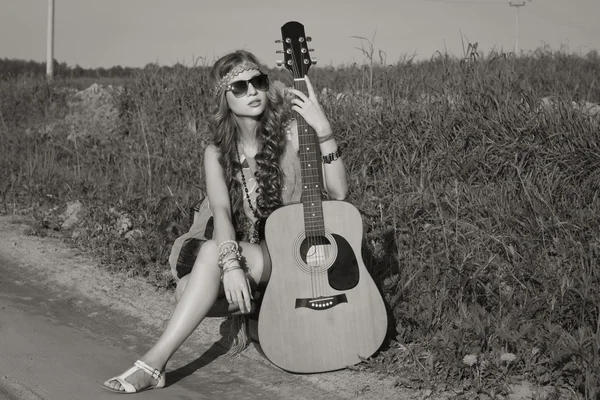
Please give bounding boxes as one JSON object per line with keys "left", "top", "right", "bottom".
{"left": 237, "top": 125, "right": 302, "bottom": 224}
{"left": 169, "top": 124, "right": 302, "bottom": 280}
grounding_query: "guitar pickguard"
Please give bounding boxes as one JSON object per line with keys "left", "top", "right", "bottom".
{"left": 327, "top": 234, "right": 359, "bottom": 291}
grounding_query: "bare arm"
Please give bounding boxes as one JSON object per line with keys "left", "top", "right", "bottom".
{"left": 204, "top": 144, "right": 237, "bottom": 244}
{"left": 318, "top": 132, "right": 348, "bottom": 201}
{"left": 289, "top": 119, "right": 348, "bottom": 200}
{"left": 204, "top": 144, "right": 252, "bottom": 313}
{"left": 287, "top": 74, "right": 348, "bottom": 200}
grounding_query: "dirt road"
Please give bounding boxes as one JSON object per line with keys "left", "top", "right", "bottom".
{"left": 0, "top": 255, "right": 309, "bottom": 400}
{"left": 0, "top": 216, "right": 407, "bottom": 400}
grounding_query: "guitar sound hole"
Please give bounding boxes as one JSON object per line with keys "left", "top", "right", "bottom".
{"left": 300, "top": 236, "right": 332, "bottom": 270}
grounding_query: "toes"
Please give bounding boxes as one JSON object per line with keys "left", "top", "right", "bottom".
{"left": 103, "top": 379, "right": 124, "bottom": 391}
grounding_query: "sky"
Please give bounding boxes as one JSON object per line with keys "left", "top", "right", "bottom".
{"left": 1, "top": 0, "right": 598, "bottom": 69}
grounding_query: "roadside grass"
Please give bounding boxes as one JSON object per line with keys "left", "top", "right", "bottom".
{"left": 1, "top": 47, "right": 599, "bottom": 398}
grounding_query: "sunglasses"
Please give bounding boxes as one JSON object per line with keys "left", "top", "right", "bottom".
{"left": 226, "top": 74, "right": 269, "bottom": 97}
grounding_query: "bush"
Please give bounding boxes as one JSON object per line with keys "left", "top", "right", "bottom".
{"left": 2, "top": 48, "right": 599, "bottom": 398}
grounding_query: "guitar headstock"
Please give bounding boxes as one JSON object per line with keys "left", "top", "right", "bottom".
{"left": 276, "top": 21, "right": 315, "bottom": 78}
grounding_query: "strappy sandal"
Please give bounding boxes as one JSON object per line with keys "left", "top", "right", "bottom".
{"left": 102, "top": 360, "right": 166, "bottom": 394}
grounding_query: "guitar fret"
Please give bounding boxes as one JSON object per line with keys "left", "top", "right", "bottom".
{"left": 304, "top": 211, "right": 324, "bottom": 216}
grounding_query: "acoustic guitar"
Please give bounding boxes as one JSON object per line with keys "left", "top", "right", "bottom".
{"left": 257, "top": 21, "right": 388, "bottom": 373}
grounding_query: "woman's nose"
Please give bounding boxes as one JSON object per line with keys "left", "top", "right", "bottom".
{"left": 246, "top": 82, "right": 258, "bottom": 95}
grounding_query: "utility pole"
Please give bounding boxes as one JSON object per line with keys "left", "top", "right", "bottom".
{"left": 47, "top": 0, "right": 55, "bottom": 78}
{"left": 509, "top": 1, "right": 526, "bottom": 55}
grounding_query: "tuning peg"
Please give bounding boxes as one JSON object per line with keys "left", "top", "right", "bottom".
{"left": 275, "top": 39, "right": 282, "bottom": 43}
{"left": 276, "top": 50, "right": 284, "bottom": 54}
{"left": 312, "top": 59, "right": 317, "bottom": 65}
{"left": 308, "top": 49, "right": 314, "bottom": 52}
{"left": 306, "top": 37, "right": 312, "bottom": 42}
{"left": 276, "top": 60, "right": 283, "bottom": 66}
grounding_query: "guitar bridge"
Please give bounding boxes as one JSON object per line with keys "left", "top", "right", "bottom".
{"left": 295, "top": 294, "right": 347, "bottom": 310}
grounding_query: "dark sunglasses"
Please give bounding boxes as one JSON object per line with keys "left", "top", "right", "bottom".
{"left": 226, "top": 74, "right": 269, "bottom": 97}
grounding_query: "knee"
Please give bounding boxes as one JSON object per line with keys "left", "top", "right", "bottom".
{"left": 196, "top": 239, "right": 217, "bottom": 264}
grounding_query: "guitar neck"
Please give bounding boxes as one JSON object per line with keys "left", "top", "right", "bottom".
{"left": 294, "top": 78, "right": 325, "bottom": 237}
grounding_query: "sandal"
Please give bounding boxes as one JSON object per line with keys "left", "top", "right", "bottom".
{"left": 102, "top": 360, "right": 166, "bottom": 394}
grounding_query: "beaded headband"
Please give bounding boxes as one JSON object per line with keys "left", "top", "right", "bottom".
{"left": 214, "top": 61, "right": 261, "bottom": 96}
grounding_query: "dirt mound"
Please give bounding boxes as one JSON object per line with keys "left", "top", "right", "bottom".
{"left": 64, "top": 83, "right": 121, "bottom": 141}
{"left": 24, "top": 83, "right": 121, "bottom": 140}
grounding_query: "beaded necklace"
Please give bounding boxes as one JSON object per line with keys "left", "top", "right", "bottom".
{"left": 235, "top": 143, "right": 261, "bottom": 244}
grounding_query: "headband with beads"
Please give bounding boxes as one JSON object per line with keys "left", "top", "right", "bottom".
{"left": 213, "top": 61, "right": 261, "bottom": 96}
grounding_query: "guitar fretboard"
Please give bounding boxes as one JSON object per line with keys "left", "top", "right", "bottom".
{"left": 295, "top": 79, "right": 325, "bottom": 237}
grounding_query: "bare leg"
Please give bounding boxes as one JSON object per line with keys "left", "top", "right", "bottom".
{"left": 103, "top": 239, "right": 270, "bottom": 392}
{"left": 175, "top": 275, "right": 253, "bottom": 317}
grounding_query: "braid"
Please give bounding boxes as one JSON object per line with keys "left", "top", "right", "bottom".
{"left": 207, "top": 50, "right": 293, "bottom": 238}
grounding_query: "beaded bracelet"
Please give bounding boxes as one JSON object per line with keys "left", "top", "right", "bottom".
{"left": 221, "top": 257, "right": 240, "bottom": 270}
{"left": 217, "top": 240, "right": 237, "bottom": 254}
{"left": 318, "top": 132, "right": 335, "bottom": 144}
{"left": 322, "top": 148, "right": 342, "bottom": 164}
{"left": 217, "top": 241, "right": 241, "bottom": 269}
{"left": 218, "top": 251, "right": 241, "bottom": 269}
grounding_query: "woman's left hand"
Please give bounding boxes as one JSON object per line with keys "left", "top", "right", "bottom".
{"left": 288, "top": 75, "right": 332, "bottom": 136}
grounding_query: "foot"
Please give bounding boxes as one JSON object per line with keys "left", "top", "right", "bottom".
{"left": 103, "top": 359, "right": 165, "bottom": 393}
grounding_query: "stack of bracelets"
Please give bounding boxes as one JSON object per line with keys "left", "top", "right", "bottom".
{"left": 322, "top": 148, "right": 342, "bottom": 164}
{"left": 217, "top": 240, "right": 243, "bottom": 281}
{"left": 318, "top": 132, "right": 342, "bottom": 164}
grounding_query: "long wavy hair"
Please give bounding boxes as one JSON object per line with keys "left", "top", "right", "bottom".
{"left": 207, "top": 50, "right": 292, "bottom": 238}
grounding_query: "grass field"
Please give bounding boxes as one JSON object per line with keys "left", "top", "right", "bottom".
{"left": 1, "top": 47, "right": 599, "bottom": 398}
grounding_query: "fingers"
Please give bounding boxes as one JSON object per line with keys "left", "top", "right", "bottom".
{"left": 304, "top": 75, "right": 316, "bottom": 97}
{"left": 246, "top": 276, "right": 254, "bottom": 301}
{"left": 287, "top": 88, "right": 308, "bottom": 102}
{"left": 232, "top": 287, "right": 251, "bottom": 313}
{"left": 225, "top": 280, "right": 253, "bottom": 313}
{"left": 288, "top": 76, "right": 315, "bottom": 98}
{"left": 243, "top": 278, "right": 252, "bottom": 311}
{"left": 232, "top": 290, "right": 243, "bottom": 312}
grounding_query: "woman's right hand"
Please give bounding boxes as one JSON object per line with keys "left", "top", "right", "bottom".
{"left": 222, "top": 267, "right": 253, "bottom": 313}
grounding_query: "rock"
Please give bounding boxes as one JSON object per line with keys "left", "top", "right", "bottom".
{"left": 116, "top": 214, "right": 133, "bottom": 235}
{"left": 61, "top": 201, "right": 83, "bottom": 230}
{"left": 124, "top": 229, "right": 143, "bottom": 241}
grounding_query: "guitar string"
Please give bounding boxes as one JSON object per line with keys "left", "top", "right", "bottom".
{"left": 301, "top": 70, "right": 326, "bottom": 297}
{"left": 301, "top": 55, "right": 319, "bottom": 298}
{"left": 290, "top": 45, "right": 316, "bottom": 298}
{"left": 300, "top": 54, "right": 322, "bottom": 298}
{"left": 291, "top": 44, "right": 335, "bottom": 299}
{"left": 299, "top": 76, "right": 326, "bottom": 297}
{"left": 299, "top": 74, "right": 319, "bottom": 297}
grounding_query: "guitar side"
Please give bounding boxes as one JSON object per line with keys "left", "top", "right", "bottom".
{"left": 258, "top": 200, "right": 388, "bottom": 373}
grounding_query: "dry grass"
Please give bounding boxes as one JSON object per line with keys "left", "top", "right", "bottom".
{"left": 1, "top": 46, "right": 599, "bottom": 399}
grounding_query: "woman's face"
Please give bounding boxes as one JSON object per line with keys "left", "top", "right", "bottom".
{"left": 225, "top": 69, "right": 268, "bottom": 119}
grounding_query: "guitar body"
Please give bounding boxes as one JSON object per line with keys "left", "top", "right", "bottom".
{"left": 257, "top": 21, "right": 387, "bottom": 373}
{"left": 258, "top": 200, "right": 388, "bottom": 373}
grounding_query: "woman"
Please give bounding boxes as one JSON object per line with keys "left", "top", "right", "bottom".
{"left": 103, "top": 50, "right": 348, "bottom": 393}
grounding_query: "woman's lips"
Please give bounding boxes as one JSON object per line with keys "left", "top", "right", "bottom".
{"left": 248, "top": 100, "right": 261, "bottom": 107}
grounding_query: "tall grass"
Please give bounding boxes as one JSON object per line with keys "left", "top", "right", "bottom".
{"left": 1, "top": 47, "right": 599, "bottom": 398}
